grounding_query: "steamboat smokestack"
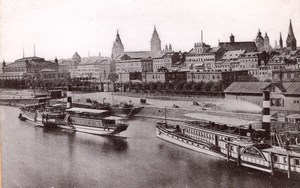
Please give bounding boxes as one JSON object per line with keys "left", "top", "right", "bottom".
{"left": 262, "top": 90, "right": 271, "bottom": 139}
{"left": 67, "top": 85, "right": 72, "bottom": 109}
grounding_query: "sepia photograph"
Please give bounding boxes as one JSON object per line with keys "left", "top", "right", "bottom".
{"left": 0, "top": 0, "right": 300, "bottom": 187}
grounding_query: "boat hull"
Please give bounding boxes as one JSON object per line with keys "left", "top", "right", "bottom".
{"left": 43, "top": 122, "right": 129, "bottom": 136}
{"left": 19, "top": 112, "right": 44, "bottom": 126}
{"left": 156, "top": 126, "right": 222, "bottom": 158}
{"left": 110, "top": 106, "right": 144, "bottom": 117}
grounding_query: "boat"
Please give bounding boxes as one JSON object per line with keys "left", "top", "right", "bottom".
{"left": 156, "top": 90, "right": 300, "bottom": 178}
{"left": 44, "top": 107, "right": 129, "bottom": 136}
{"left": 18, "top": 103, "right": 64, "bottom": 126}
{"left": 109, "top": 102, "right": 144, "bottom": 117}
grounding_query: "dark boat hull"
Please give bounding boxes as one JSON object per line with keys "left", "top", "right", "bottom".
{"left": 110, "top": 106, "right": 144, "bottom": 117}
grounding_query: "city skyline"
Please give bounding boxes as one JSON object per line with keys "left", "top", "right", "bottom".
{"left": 1, "top": 0, "right": 300, "bottom": 62}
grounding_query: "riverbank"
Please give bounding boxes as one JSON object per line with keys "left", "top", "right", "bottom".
{"left": 0, "top": 89, "right": 261, "bottom": 121}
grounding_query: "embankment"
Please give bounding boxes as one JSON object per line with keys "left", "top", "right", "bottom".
{"left": 136, "top": 106, "right": 261, "bottom": 123}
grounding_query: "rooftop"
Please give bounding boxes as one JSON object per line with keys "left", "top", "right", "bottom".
{"left": 219, "top": 41, "right": 258, "bottom": 52}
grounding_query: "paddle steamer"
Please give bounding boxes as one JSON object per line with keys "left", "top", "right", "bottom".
{"left": 156, "top": 90, "right": 300, "bottom": 178}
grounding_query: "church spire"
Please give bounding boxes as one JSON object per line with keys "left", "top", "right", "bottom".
{"left": 150, "top": 26, "right": 161, "bottom": 53}
{"left": 111, "top": 30, "right": 124, "bottom": 60}
{"left": 286, "top": 19, "right": 297, "bottom": 50}
{"left": 279, "top": 32, "right": 283, "bottom": 49}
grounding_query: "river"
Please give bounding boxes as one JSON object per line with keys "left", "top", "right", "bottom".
{"left": 1, "top": 106, "right": 298, "bottom": 187}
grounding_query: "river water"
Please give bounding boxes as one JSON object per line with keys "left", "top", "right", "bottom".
{"left": 1, "top": 106, "right": 299, "bottom": 187}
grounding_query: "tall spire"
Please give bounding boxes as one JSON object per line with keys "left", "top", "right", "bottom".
{"left": 288, "top": 19, "right": 295, "bottom": 37}
{"left": 286, "top": 19, "right": 297, "bottom": 50}
{"left": 279, "top": 32, "right": 283, "bottom": 49}
{"left": 201, "top": 30, "right": 203, "bottom": 44}
{"left": 23, "top": 48, "right": 25, "bottom": 58}
{"left": 111, "top": 30, "right": 124, "bottom": 60}
{"left": 151, "top": 26, "right": 161, "bottom": 53}
{"left": 34, "top": 44, "right": 36, "bottom": 57}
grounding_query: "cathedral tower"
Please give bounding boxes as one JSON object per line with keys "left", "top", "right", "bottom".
{"left": 111, "top": 30, "right": 124, "bottom": 60}
{"left": 150, "top": 26, "right": 161, "bottom": 53}
{"left": 72, "top": 52, "right": 81, "bottom": 67}
{"left": 255, "top": 29, "right": 264, "bottom": 51}
{"left": 286, "top": 19, "right": 297, "bottom": 50}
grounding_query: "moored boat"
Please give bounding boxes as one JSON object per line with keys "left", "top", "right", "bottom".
{"left": 110, "top": 102, "right": 144, "bottom": 117}
{"left": 45, "top": 107, "right": 129, "bottom": 136}
{"left": 156, "top": 90, "right": 300, "bottom": 178}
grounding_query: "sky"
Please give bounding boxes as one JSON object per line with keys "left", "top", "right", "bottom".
{"left": 0, "top": 0, "right": 299, "bottom": 62}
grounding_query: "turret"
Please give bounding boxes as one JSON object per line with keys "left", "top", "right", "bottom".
{"left": 165, "top": 44, "right": 168, "bottom": 52}
{"left": 255, "top": 29, "right": 265, "bottom": 51}
{"left": 169, "top": 44, "right": 172, "bottom": 52}
{"left": 54, "top": 57, "right": 58, "bottom": 70}
{"left": 230, "top": 33, "right": 235, "bottom": 43}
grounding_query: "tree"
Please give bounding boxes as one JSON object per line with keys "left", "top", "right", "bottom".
{"left": 204, "top": 81, "right": 214, "bottom": 92}
{"left": 174, "top": 81, "right": 185, "bottom": 91}
{"left": 183, "top": 81, "right": 193, "bottom": 91}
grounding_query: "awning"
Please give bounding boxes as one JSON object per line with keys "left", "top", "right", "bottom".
{"left": 65, "top": 107, "right": 108, "bottom": 114}
{"left": 103, "top": 116, "right": 126, "bottom": 120}
{"left": 185, "top": 113, "right": 257, "bottom": 127}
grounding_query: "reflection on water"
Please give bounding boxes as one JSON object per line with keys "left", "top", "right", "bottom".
{"left": 1, "top": 106, "right": 299, "bottom": 188}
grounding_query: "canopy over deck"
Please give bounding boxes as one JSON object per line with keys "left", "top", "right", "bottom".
{"left": 65, "top": 107, "right": 108, "bottom": 114}
{"left": 185, "top": 113, "right": 257, "bottom": 127}
{"left": 103, "top": 116, "right": 126, "bottom": 120}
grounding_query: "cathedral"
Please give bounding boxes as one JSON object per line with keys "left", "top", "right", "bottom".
{"left": 111, "top": 27, "right": 171, "bottom": 60}
{"left": 255, "top": 30, "right": 272, "bottom": 52}
{"left": 286, "top": 19, "right": 297, "bottom": 50}
{"left": 261, "top": 20, "right": 297, "bottom": 51}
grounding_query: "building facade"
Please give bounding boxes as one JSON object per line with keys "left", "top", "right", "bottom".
{"left": 0, "top": 56, "right": 57, "bottom": 80}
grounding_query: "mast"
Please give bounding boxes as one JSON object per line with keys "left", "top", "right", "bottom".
{"left": 164, "top": 106, "right": 167, "bottom": 124}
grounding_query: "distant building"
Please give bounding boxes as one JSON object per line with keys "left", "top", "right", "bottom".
{"left": 0, "top": 56, "right": 57, "bottom": 80}
{"left": 219, "top": 34, "right": 258, "bottom": 52}
{"left": 186, "top": 72, "right": 222, "bottom": 83}
{"left": 224, "top": 82, "right": 300, "bottom": 112}
{"left": 153, "top": 53, "right": 172, "bottom": 72}
{"left": 272, "top": 69, "right": 300, "bottom": 82}
{"left": 151, "top": 26, "right": 162, "bottom": 53}
{"left": 286, "top": 20, "right": 297, "bottom": 51}
{"left": 215, "top": 50, "right": 245, "bottom": 72}
{"left": 221, "top": 70, "right": 249, "bottom": 83}
{"left": 186, "top": 46, "right": 225, "bottom": 72}
{"left": 111, "top": 30, "right": 124, "bottom": 60}
{"left": 255, "top": 30, "right": 265, "bottom": 51}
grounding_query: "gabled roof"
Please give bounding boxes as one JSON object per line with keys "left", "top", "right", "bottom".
{"left": 224, "top": 82, "right": 270, "bottom": 94}
{"left": 208, "top": 46, "right": 222, "bottom": 53}
{"left": 5, "top": 61, "right": 26, "bottom": 68}
{"left": 15, "top": 56, "right": 45, "bottom": 62}
{"left": 219, "top": 41, "right": 258, "bottom": 52}
{"left": 222, "top": 50, "right": 245, "bottom": 60}
{"left": 225, "top": 82, "right": 300, "bottom": 96}
{"left": 282, "top": 82, "right": 300, "bottom": 96}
